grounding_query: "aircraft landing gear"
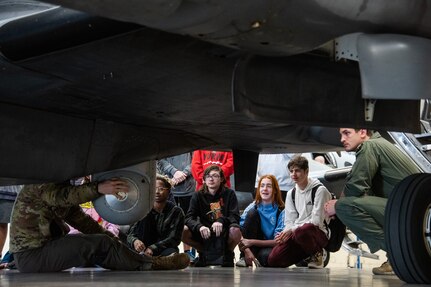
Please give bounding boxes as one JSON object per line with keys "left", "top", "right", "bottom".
{"left": 93, "top": 161, "right": 155, "bottom": 225}
{"left": 385, "top": 173, "right": 431, "bottom": 284}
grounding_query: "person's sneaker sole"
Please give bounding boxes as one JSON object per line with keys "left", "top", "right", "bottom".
{"left": 372, "top": 268, "right": 395, "bottom": 275}
{"left": 372, "top": 271, "right": 395, "bottom": 275}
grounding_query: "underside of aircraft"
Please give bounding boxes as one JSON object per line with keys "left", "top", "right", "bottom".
{"left": 0, "top": 0, "right": 430, "bottom": 283}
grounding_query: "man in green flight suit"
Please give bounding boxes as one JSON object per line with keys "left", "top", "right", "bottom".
{"left": 324, "top": 128, "right": 420, "bottom": 275}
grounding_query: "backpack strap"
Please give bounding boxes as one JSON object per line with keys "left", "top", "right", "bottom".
{"left": 310, "top": 184, "right": 332, "bottom": 235}
{"left": 291, "top": 184, "right": 323, "bottom": 208}
{"left": 291, "top": 187, "right": 296, "bottom": 205}
{"left": 310, "top": 184, "right": 323, "bottom": 205}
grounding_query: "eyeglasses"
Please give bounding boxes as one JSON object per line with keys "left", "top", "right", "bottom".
{"left": 205, "top": 174, "right": 221, "bottom": 180}
{"left": 155, "top": 187, "right": 169, "bottom": 192}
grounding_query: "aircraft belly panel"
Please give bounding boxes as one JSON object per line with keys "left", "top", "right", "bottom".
{"left": 41, "top": 0, "right": 431, "bottom": 56}
{"left": 233, "top": 55, "right": 420, "bottom": 133}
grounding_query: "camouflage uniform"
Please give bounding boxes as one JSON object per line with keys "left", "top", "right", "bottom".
{"left": 10, "top": 182, "right": 152, "bottom": 272}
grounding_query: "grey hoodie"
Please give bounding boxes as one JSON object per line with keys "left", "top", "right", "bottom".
{"left": 283, "top": 178, "right": 331, "bottom": 236}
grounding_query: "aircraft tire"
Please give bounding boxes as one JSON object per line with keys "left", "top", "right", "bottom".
{"left": 385, "top": 173, "right": 431, "bottom": 284}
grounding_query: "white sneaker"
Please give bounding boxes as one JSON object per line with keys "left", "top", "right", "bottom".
{"left": 235, "top": 257, "right": 247, "bottom": 267}
{"left": 308, "top": 251, "right": 324, "bottom": 269}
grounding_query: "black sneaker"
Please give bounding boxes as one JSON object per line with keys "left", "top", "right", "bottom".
{"left": 194, "top": 254, "right": 207, "bottom": 267}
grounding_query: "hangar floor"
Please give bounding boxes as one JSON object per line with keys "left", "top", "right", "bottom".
{"left": 0, "top": 266, "right": 405, "bottom": 287}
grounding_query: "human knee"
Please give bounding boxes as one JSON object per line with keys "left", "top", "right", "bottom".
{"left": 228, "top": 226, "right": 241, "bottom": 241}
{"left": 335, "top": 197, "right": 355, "bottom": 217}
{"left": 246, "top": 208, "right": 259, "bottom": 219}
{"left": 182, "top": 225, "right": 191, "bottom": 239}
{"left": 293, "top": 223, "right": 316, "bottom": 241}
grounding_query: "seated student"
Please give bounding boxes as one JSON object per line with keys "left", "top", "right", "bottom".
{"left": 268, "top": 155, "right": 332, "bottom": 269}
{"left": 127, "top": 175, "right": 185, "bottom": 257}
{"left": 191, "top": 150, "right": 234, "bottom": 190}
{"left": 255, "top": 154, "right": 295, "bottom": 201}
{"left": 182, "top": 165, "right": 241, "bottom": 267}
{"left": 157, "top": 153, "right": 196, "bottom": 260}
{"left": 237, "top": 174, "right": 285, "bottom": 267}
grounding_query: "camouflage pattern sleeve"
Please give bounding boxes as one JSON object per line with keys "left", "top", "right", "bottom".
{"left": 10, "top": 182, "right": 104, "bottom": 253}
{"left": 40, "top": 182, "right": 100, "bottom": 207}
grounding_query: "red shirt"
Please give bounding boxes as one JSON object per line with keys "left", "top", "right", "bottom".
{"left": 191, "top": 150, "right": 234, "bottom": 190}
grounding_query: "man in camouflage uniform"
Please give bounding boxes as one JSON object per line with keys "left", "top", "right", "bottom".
{"left": 10, "top": 178, "right": 189, "bottom": 272}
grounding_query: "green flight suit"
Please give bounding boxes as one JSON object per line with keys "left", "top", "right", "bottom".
{"left": 335, "top": 132, "right": 420, "bottom": 253}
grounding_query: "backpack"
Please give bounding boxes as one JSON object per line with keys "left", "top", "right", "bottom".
{"left": 291, "top": 184, "right": 346, "bottom": 252}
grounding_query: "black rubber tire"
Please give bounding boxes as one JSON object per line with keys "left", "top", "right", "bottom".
{"left": 385, "top": 173, "right": 431, "bottom": 284}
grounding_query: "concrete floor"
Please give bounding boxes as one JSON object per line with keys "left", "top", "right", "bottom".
{"left": 1, "top": 228, "right": 394, "bottom": 287}
{"left": 0, "top": 266, "right": 409, "bottom": 287}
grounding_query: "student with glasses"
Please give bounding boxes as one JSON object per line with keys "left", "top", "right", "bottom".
{"left": 191, "top": 150, "right": 234, "bottom": 191}
{"left": 182, "top": 165, "right": 241, "bottom": 267}
{"left": 127, "top": 175, "right": 185, "bottom": 257}
{"left": 157, "top": 153, "right": 197, "bottom": 261}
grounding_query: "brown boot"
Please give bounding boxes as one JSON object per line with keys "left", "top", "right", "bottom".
{"left": 152, "top": 253, "right": 190, "bottom": 270}
{"left": 372, "top": 261, "right": 394, "bottom": 275}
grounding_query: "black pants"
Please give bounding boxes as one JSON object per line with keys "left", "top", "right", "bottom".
{"left": 241, "top": 208, "right": 273, "bottom": 266}
{"left": 14, "top": 234, "right": 153, "bottom": 272}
